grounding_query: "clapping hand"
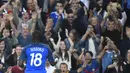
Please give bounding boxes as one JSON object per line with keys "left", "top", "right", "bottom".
{"left": 65, "top": 29, "right": 69, "bottom": 37}
{"left": 58, "top": 29, "right": 62, "bottom": 39}
{"left": 12, "top": 49, "right": 15, "bottom": 54}
{"left": 50, "top": 38, "right": 54, "bottom": 42}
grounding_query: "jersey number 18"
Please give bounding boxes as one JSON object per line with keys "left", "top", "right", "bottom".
{"left": 30, "top": 53, "right": 42, "bottom": 67}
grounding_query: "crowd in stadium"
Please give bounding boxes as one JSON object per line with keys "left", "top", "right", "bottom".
{"left": 0, "top": 0, "right": 130, "bottom": 73}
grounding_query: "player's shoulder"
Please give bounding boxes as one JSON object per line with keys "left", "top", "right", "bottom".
{"left": 40, "top": 43, "right": 52, "bottom": 52}
{"left": 24, "top": 44, "right": 33, "bottom": 49}
{"left": 24, "top": 43, "right": 52, "bottom": 52}
{"left": 38, "top": 43, "right": 50, "bottom": 48}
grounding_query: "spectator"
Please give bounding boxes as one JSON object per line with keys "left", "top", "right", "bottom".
{"left": 0, "top": 27, "right": 18, "bottom": 46}
{"left": 77, "top": 45, "right": 107, "bottom": 73}
{"left": 120, "top": 26, "right": 130, "bottom": 57}
{"left": 6, "top": 44, "right": 23, "bottom": 66}
{"left": 9, "top": 13, "right": 33, "bottom": 47}
{"left": 60, "top": 9, "right": 87, "bottom": 39}
{"left": 102, "top": 15, "right": 122, "bottom": 49}
{"left": 50, "top": 1, "right": 64, "bottom": 27}
{"left": 0, "top": 62, "right": 5, "bottom": 73}
{"left": 122, "top": 49, "right": 130, "bottom": 73}
{"left": 51, "top": 31, "right": 75, "bottom": 70}
{"left": 89, "top": 16, "right": 101, "bottom": 36}
{"left": 0, "top": 0, "right": 130, "bottom": 73}
{"left": 60, "top": 63, "right": 70, "bottom": 73}
{"left": 53, "top": 63, "right": 70, "bottom": 73}
{"left": 104, "top": 54, "right": 123, "bottom": 73}
{"left": 64, "top": 29, "right": 79, "bottom": 70}
{"left": 101, "top": 37, "right": 120, "bottom": 73}
{"left": 64, "top": 29, "right": 79, "bottom": 50}
{"left": 0, "top": 38, "right": 8, "bottom": 63}
{"left": 6, "top": 66, "right": 24, "bottom": 73}
{"left": 79, "top": 24, "right": 100, "bottom": 58}
{"left": 46, "top": 60, "right": 56, "bottom": 73}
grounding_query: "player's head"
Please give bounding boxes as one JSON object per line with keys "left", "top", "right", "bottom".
{"left": 32, "top": 30, "right": 43, "bottom": 43}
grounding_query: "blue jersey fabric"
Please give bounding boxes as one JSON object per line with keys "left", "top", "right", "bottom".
{"left": 20, "top": 43, "right": 54, "bottom": 73}
{"left": 102, "top": 51, "right": 114, "bottom": 73}
{"left": 50, "top": 11, "right": 64, "bottom": 27}
{"left": 82, "top": 59, "right": 100, "bottom": 73}
{"left": 127, "top": 0, "right": 130, "bottom": 9}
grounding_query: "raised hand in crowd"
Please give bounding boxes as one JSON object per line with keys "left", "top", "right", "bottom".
{"left": 65, "top": 29, "right": 69, "bottom": 38}
{"left": 8, "top": 14, "right": 14, "bottom": 22}
{"left": 106, "top": 37, "right": 119, "bottom": 53}
{"left": 0, "top": 19, "right": 6, "bottom": 32}
{"left": 11, "top": 49, "right": 15, "bottom": 55}
{"left": 50, "top": 29, "right": 61, "bottom": 51}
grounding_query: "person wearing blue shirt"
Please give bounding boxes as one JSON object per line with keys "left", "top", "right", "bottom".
{"left": 19, "top": 30, "right": 55, "bottom": 73}
{"left": 77, "top": 46, "right": 107, "bottom": 73}
{"left": 50, "top": 1, "right": 64, "bottom": 27}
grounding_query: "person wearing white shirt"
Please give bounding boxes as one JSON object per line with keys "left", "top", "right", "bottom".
{"left": 45, "top": 60, "right": 56, "bottom": 73}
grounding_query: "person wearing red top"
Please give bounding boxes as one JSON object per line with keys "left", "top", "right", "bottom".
{"left": 11, "top": 66, "right": 24, "bottom": 73}
{"left": 6, "top": 66, "right": 24, "bottom": 73}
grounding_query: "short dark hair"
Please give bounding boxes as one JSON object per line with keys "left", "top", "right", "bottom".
{"left": 14, "top": 44, "right": 22, "bottom": 48}
{"left": 60, "top": 63, "right": 68, "bottom": 68}
{"left": 32, "top": 30, "right": 43, "bottom": 43}
{"left": 108, "top": 15, "right": 115, "bottom": 22}
{"left": 126, "top": 25, "right": 130, "bottom": 28}
{"left": 56, "top": 0, "right": 63, "bottom": 5}
{"left": 66, "top": 8, "right": 73, "bottom": 14}
{"left": 84, "top": 51, "right": 93, "bottom": 57}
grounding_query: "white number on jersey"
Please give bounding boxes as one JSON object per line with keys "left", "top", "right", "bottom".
{"left": 30, "top": 53, "right": 42, "bottom": 67}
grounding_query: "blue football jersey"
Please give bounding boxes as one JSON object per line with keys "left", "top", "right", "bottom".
{"left": 20, "top": 43, "right": 54, "bottom": 73}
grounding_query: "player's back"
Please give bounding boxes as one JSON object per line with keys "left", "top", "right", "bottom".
{"left": 25, "top": 43, "right": 50, "bottom": 73}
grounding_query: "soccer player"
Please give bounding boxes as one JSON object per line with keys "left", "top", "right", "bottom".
{"left": 19, "top": 30, "right": 55, "bottom": 73}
